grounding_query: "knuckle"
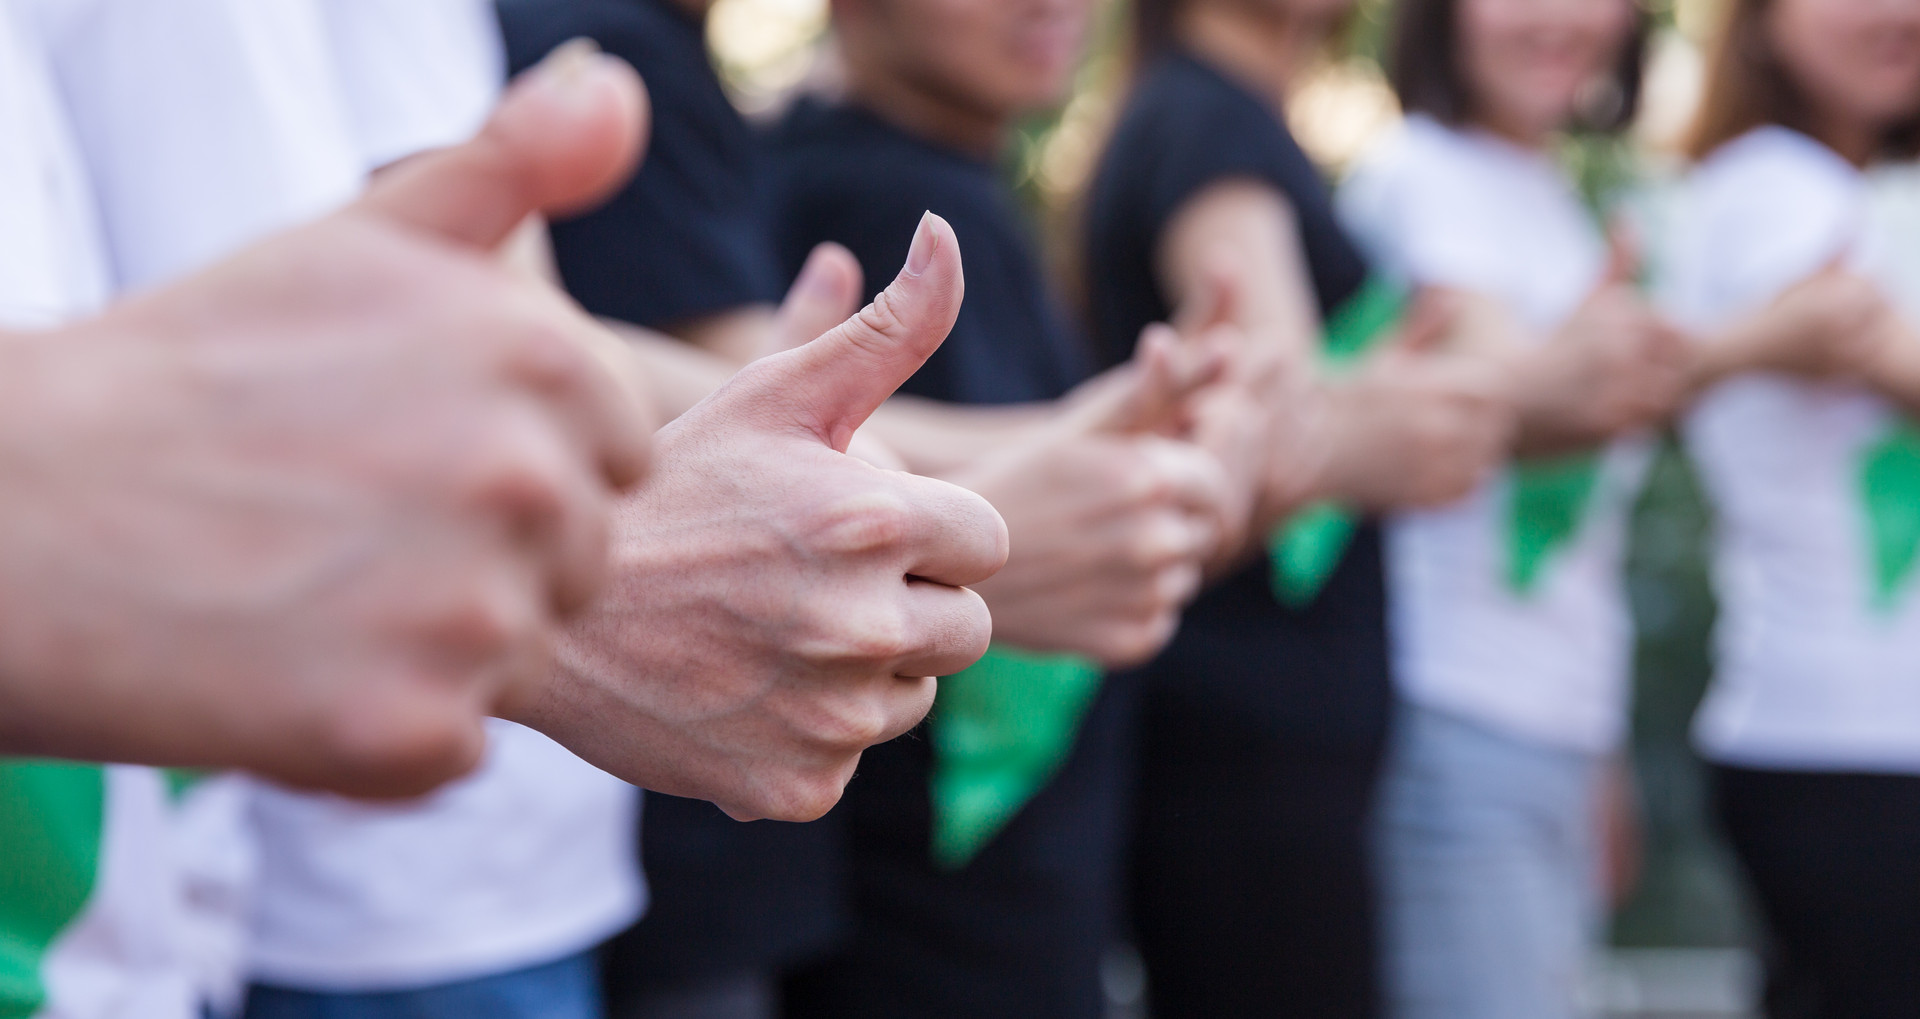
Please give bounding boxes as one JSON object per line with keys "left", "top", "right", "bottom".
{"left": 464, "top": 439, "right": 574, "bottom": 529}
{"left": 800, "top": 605, "right": 917, "bottom": 667}
{"left": 319, "top": 694, "right": 484, "bottom": 797}
{"left": 849, "top": 290, "right": 909, "bottom": 349}
{"left": 806, "top": 490, "right": 915, "bottom": 557}
{"left": 800, "top": 694, "right": 893, "bottom": 752}
{"left": 428, "top": 591, "right": 533, "bottom": 655}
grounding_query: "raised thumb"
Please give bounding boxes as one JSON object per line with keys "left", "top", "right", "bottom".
{"left": 1066, "top": 325, "right": 1225, "bottom": 436}
{"left": 746, "top": 212, "right": 964, "bottom": 451}
{"left": 1387, "top": 287, "right": 1459, "bottom": 358}
{"left": 1599, "top": 223, "right": 1641, "bottom": 290}
{"left": 766, "top": 242, "right": 865, "bottom": 356}
{"left": 1172, "top": 247, "right": 1244, "bottom": 337}
{"left": 354, "top": 40, "right": 648, "bottom": 250}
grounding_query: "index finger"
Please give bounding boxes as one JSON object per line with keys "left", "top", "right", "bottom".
{"left": 496, "top": 284, "right": 655, "bottom": 491}
{"left": 889, "top": 470, "right": 1010, "bottom": 588}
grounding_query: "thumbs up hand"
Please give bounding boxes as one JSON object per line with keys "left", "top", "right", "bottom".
{"left": 520, "top": 212, "right": 1007, "bottom": 822}
{"left": 1307, "top": 291, "right": 1515, "bottom": 510}
{"left": 1501, "top": 233, "right": 1691, "bottom": 453}
{"left": 941, "top": 327, "right": 1236, "bottom": 669}
{"left": 0, "top": 42, "right": 653, "bottom": 797}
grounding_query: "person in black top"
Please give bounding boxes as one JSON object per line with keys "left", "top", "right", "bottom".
{"left": 764, "top": 0, "right": 1273, "bottom": 1013}
{"left": 1083, "top": 0, "right": 1515, "bottom": 1014}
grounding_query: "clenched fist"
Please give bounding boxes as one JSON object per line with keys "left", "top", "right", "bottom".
{"left": 516, "top": 212, "right": 1008, "bottom": 822}
{"left": 0, "top": 43, "right": 653, "bottom": 798}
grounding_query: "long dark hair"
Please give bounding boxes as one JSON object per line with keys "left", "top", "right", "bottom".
{"left": 1687, "top": 0, "right": 1920, "bottom": 161}
{"left": 1387, "top": 0, "right": 1649, "bottom": 134}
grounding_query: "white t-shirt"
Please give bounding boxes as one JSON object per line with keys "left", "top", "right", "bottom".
{"left": 248, "top": 722, "right": 644, "bottom": 990}
{"left": 1339, "top": 115, "right": 1648, "bottom": 754}
{"left": 25, "top": 0, "right": 645, "bottom": 993}
{"left": 1659, "top": 126, "right": 1920, "bottom": 772}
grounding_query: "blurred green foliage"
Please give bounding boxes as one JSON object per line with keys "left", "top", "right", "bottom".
{"left": 1614, "top": 440, "right": 1754, "bottom": 947}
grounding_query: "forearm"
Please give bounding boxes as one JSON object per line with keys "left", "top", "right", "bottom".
{"left": 600, "top": 320, "right": 738, "bottom": 421}
{"left": 869, "top": 397, "right": 1058, "bottom": 477}
{"left": 1684, "top": 315, "right": 1770, "bottom": 394}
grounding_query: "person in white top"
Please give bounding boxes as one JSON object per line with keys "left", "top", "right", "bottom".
{"left": 1337, "top": 1, "right": 1684, "bottom": 1013}
{"left": 28, "top": 3, "right": 641, "bottom": 1014}
{"left": 0, "top": 5, "right": 652, "bottom": 1016}
{"left": 1660, "top": 0, "right": 1920, "bottom": 1012}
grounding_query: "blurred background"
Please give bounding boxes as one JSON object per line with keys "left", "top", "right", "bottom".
{"left": 704, "top": 2, "right": 1754, "bottom": 1014}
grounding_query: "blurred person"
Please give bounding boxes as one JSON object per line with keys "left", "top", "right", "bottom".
{"left": 1659, "top": 0, "right": 1920, "bottom": 1014}
{"left": 1335, "top": 0, "right": 1682, "bottom": 1014}
{"left": 1080, "top": 0, "right": 1522, "bottom": 1012}
{"left": 756, "top": 0, "right": 1257, "bottom": 1013}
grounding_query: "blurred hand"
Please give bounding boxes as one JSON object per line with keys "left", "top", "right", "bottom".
{"left": 0, "top": 42, "right": 653, "bottom": 798}
{"left": 521, "top": 213, "right": 1008, "bottom": 822}
{"left": 1172, "top": 259, "right": 1315, "bottom": 551}
{"left": 949, "top": 328, "right": 1235, "bottom": 669}
{"left": 1306, "top": 295, "right": 1515, "bottom": 510}
{"left": 1735, "top": 262, "right": 1895, "bottom": 381}
{"left": 1509, "top": 264, "right": 1691, "bottom": 451}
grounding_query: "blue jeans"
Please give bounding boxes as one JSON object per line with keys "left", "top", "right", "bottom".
{"left": 1374, "top": 703, "right": 1606, "bottom": 1019}
{"left": 243, "top": 951, "right": 602, "bottom": 1019}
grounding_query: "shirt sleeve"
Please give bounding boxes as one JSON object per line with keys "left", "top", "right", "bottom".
{"left": 320, "top": 0, "right": 506, "bottom": 172}
{"left": 505, "top": 0, "right": 785, "bottom": 328}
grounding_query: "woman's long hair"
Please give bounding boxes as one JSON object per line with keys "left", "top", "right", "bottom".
{"left": 1687, "top": 0, "right": 1920, "bottom": 160}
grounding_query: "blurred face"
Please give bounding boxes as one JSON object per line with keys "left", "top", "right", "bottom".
{"left": 1457, "top": 0, "right": 1637, "bottom": 141}
{"left": 1768, "top": 0, "right": 1920, "bottom": 137}
{"left": 845, "top": 0, "right": 1095, "bottom": 122}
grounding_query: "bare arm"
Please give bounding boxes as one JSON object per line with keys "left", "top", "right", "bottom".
{"left": 1153, "top": 179, "right": 1511, "bottom": 537}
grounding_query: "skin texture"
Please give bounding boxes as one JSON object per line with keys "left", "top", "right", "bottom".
{"left": 0, "top": 45, "right": 652, "bottom": 799}
{"left": 518, "top": 212, "right": 1008, "bottom": 823}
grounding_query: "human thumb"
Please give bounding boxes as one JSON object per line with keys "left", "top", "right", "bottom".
{"left": 1065, "top": 325, "right": 1225, "bottom": 436}
{"left": 766, "top": 242, "right": 865, "bottom": 356}
{"left": 354, "top": 39, "right": 648, "bottom": 250}
{"left": 1172, "top": 248, "right": 1244, "bottom": 338}
{"left": 1386, "top": 287, "right": 1459, "bottom": 358}
{"left": 739, "top": 212, "right": 964, "bottom": 451}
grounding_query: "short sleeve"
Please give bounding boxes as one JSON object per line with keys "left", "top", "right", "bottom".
{"left": 1679, "top": 128, "right": 1865, "bottom": 326}
{"left": 320, "top": 0, "right": 506, "bottom": 170}
{"left": 503, "top": 0, "right": 784, "bottom": 328}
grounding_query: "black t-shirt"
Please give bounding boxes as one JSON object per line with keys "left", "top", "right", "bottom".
{"left": 499, "top": 0, "right": 784, "bottom": 331}
{"left": 769, "top": 101, "right": 1120, "bottom": 1019}
{"left": 1084, "top": 50, "right": 1390, "bottom": 752}
{"left": 498, "top": 0, "right": 843, "bottom": 994}
{"left": 771, "top": 99, "right": 1090, "bottom": 404}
